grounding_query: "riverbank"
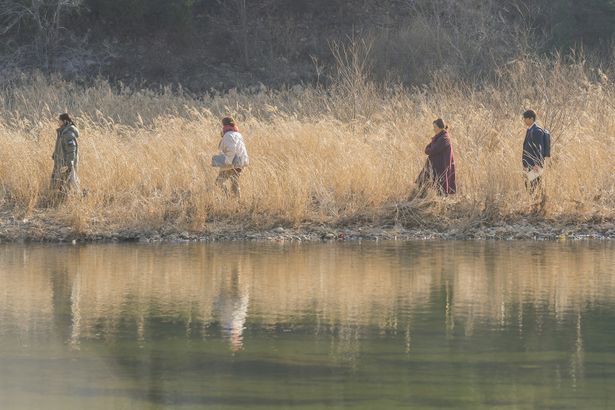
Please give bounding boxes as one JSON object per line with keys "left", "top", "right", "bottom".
{"left": 1, "top": 64, "right": 614, "bottom": 235}
{"left": 1, "top": 209, "right": 614, "bottom": 243}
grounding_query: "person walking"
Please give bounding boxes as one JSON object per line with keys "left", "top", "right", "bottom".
{"left": 522, "top": 110, "right": 550, "bottom": 194}
{"left": 416, "top": 118, "right": 456, "bottom": 196}
{"left": 50, "top": 113, "right": 80, "bottom": 200}
{"left": 213, "top": 117, "right": 249, "bottom": 198}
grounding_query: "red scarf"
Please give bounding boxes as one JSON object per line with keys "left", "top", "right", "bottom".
{"left": 222, "top": 125, "right": 238, "bottom": 135}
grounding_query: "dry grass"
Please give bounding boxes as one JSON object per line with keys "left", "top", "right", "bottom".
{"left": 0, "top": 57, "right": 614, "bottom": 235}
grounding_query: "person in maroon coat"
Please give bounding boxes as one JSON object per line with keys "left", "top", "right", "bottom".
{"left": 416, "top": 118, "right": 456, "bottom": 195}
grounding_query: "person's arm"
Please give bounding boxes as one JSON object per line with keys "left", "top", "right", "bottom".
{"left": 534, "top": 129, "right": 545, "bottom": 168}
{"left": 219, "top": 134, "right": 235, "bottom": 164}
{"left": 542, "top": 130, "right": 551, "bottom": 159}
{"left": 425, "top": 135, "right": 449, "bottom": 156}
{"left": 62, "top": 131, "right": 78, "bottom": 168}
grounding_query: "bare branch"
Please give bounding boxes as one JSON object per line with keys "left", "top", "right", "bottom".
{"left": 0, "top": 0, "right": 82, "bottom": 69}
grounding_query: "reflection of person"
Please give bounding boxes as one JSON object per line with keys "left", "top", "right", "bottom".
{"left": 214, "top": 267, "right": 250, "bottom": 352}
{"left": 522, "top": 110, "right": 548, "bottom": 194}
{"left": 228, "top": 291, "right": 249, "bottom": 353}
{"left": 51, "top": 113, "right": 80, "bottom": 199}
{"left": 416, "top": 118, "right": 456, "bottom": 195}
{"left": 215, "top": 117, "right": 249, "bottom": 198}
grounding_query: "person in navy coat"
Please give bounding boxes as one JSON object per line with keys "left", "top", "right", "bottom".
{"left": 522, "top": 110, "right": 549, "bottom": 194}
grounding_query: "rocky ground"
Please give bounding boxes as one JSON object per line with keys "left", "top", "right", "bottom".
{"left": 1, "top": 209, "right": 614, "bottom": 243}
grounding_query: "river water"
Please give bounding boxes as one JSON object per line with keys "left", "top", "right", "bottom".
{"left": 1, "top": 242, "right": 614, "bottom": 409}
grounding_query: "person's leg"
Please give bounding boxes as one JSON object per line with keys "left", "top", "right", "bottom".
{"left": 50, "top": 168, "right": 59, "bottom": 191}
{"left": 67, "top": 167, "right": 81, "bottom": 194}
{"left": 230, "top": 168, "right": 242, "bottom": 198}
{"left": 530, "top": 176, "right": 541, "bottom": 195}
{"left": 525, "top": 175, "right": 539, "bottom": 195}
{"left": 534, "top": 176, "right": 547, "bottom": 212}
{"left": 216, "top": 170, "right": 230, "bottom": 195}
{"left": 434, "top": 173, "right": 447, "bottom": 196}
{"left": 53, "top": 169, "right": 71, "bottom": 203}
{"left": 526, "top": 176, "right": 546, "bottom": 213}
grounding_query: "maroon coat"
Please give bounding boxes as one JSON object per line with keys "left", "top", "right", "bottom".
{"left": 423, "top": 130, "right": 456, "bottom": 195}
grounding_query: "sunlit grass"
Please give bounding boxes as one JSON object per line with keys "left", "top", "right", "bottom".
{"left": 0, "top": 57, "right": 614, "bottom": 234}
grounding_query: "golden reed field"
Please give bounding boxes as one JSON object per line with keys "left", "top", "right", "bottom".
{"left": 0, "top": 57, "right": 614, "bottom": 237}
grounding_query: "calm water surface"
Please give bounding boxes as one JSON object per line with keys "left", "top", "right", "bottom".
{"left": 1, "top": 242, "right": 614, "bottom": 409}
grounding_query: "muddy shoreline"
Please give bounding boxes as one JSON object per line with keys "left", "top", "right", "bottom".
{"left": 1, "top": 212, "right": 614, "bottom": 243}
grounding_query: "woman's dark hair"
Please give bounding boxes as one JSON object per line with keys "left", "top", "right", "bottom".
{"left": 222, "top": 116, "right": 236, "bottom": 127}
{"left": 433, "top": 118, "right": 448, "bottom": 130}
{"left": 59, "top": 113, "right": 75, "bottom": 126}
{"left": 522, "top": 110, "right": 537, "bottom": 120}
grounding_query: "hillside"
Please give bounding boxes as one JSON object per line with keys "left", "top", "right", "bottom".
{"left": 2, "top": 0, "right": 615, "bottom": 90}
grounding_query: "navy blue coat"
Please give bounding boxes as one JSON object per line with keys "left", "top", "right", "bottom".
{"left": 522, "top": 124, "right": 547, "bottom": 169}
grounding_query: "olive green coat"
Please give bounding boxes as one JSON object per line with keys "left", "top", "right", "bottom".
{"left": 51, "top": 124, "right": 79, "bottom": 191}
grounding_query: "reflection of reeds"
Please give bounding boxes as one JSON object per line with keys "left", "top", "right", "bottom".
{"left": 1, "top": 243, "right": 614, "bottom": 343}
{"left": 0, "top": 247, "right": 54, "bottom": 339}
{"left": 450, "top": 243, "right": 615, "bottom": 331}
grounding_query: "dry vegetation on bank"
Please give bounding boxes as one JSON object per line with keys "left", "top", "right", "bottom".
{"left": 0, "top": 56, "right": 614, "bottom": 239}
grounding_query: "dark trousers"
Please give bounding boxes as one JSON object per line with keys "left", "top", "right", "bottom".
{"left": 525, "top": 176, "right": 542, "bottom": 195}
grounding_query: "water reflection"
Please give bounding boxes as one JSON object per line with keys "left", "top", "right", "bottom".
{"left": 2, "top": 243, "right": 614, "bottom": 343}
{"left": 1, "top": 242, "right": 614, "bottom": 409}
{"left": 213, "top": 266, "right": 249, "bottom": 352}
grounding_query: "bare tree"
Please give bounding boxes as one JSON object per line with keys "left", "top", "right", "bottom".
{"left": 214, "top": 0, "right": 250, "bottom": 67}
{"left": 216, "top": 0, "right": 283, "bottom": 68}
{"left": 0, "top": 0, "right": 82, "bottom": 70}
{"left": 237, "top": 0, "right": 249, "bottom": 67}
{"left": 330, "top": 36, "right": 378, "bottom": 121}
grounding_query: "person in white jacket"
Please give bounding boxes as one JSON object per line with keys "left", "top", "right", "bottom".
{"left": 215, "top": 117, "right": 249, "bottom": 198}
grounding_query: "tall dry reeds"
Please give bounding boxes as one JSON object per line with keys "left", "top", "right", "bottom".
{"left": 0, "top": 56, "right": 614, "bottom": 235}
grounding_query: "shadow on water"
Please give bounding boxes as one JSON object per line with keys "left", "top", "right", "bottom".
{"left": 1, "top": 241, "right": 615, "bottom": 409}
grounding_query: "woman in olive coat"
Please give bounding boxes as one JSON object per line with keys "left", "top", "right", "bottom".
{"left": 50, "top": 113, "right": 80, "bottom": 197}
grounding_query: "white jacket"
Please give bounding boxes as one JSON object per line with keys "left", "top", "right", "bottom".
{"left": 218, "top": 131, "right": 249, "bottom": 169}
